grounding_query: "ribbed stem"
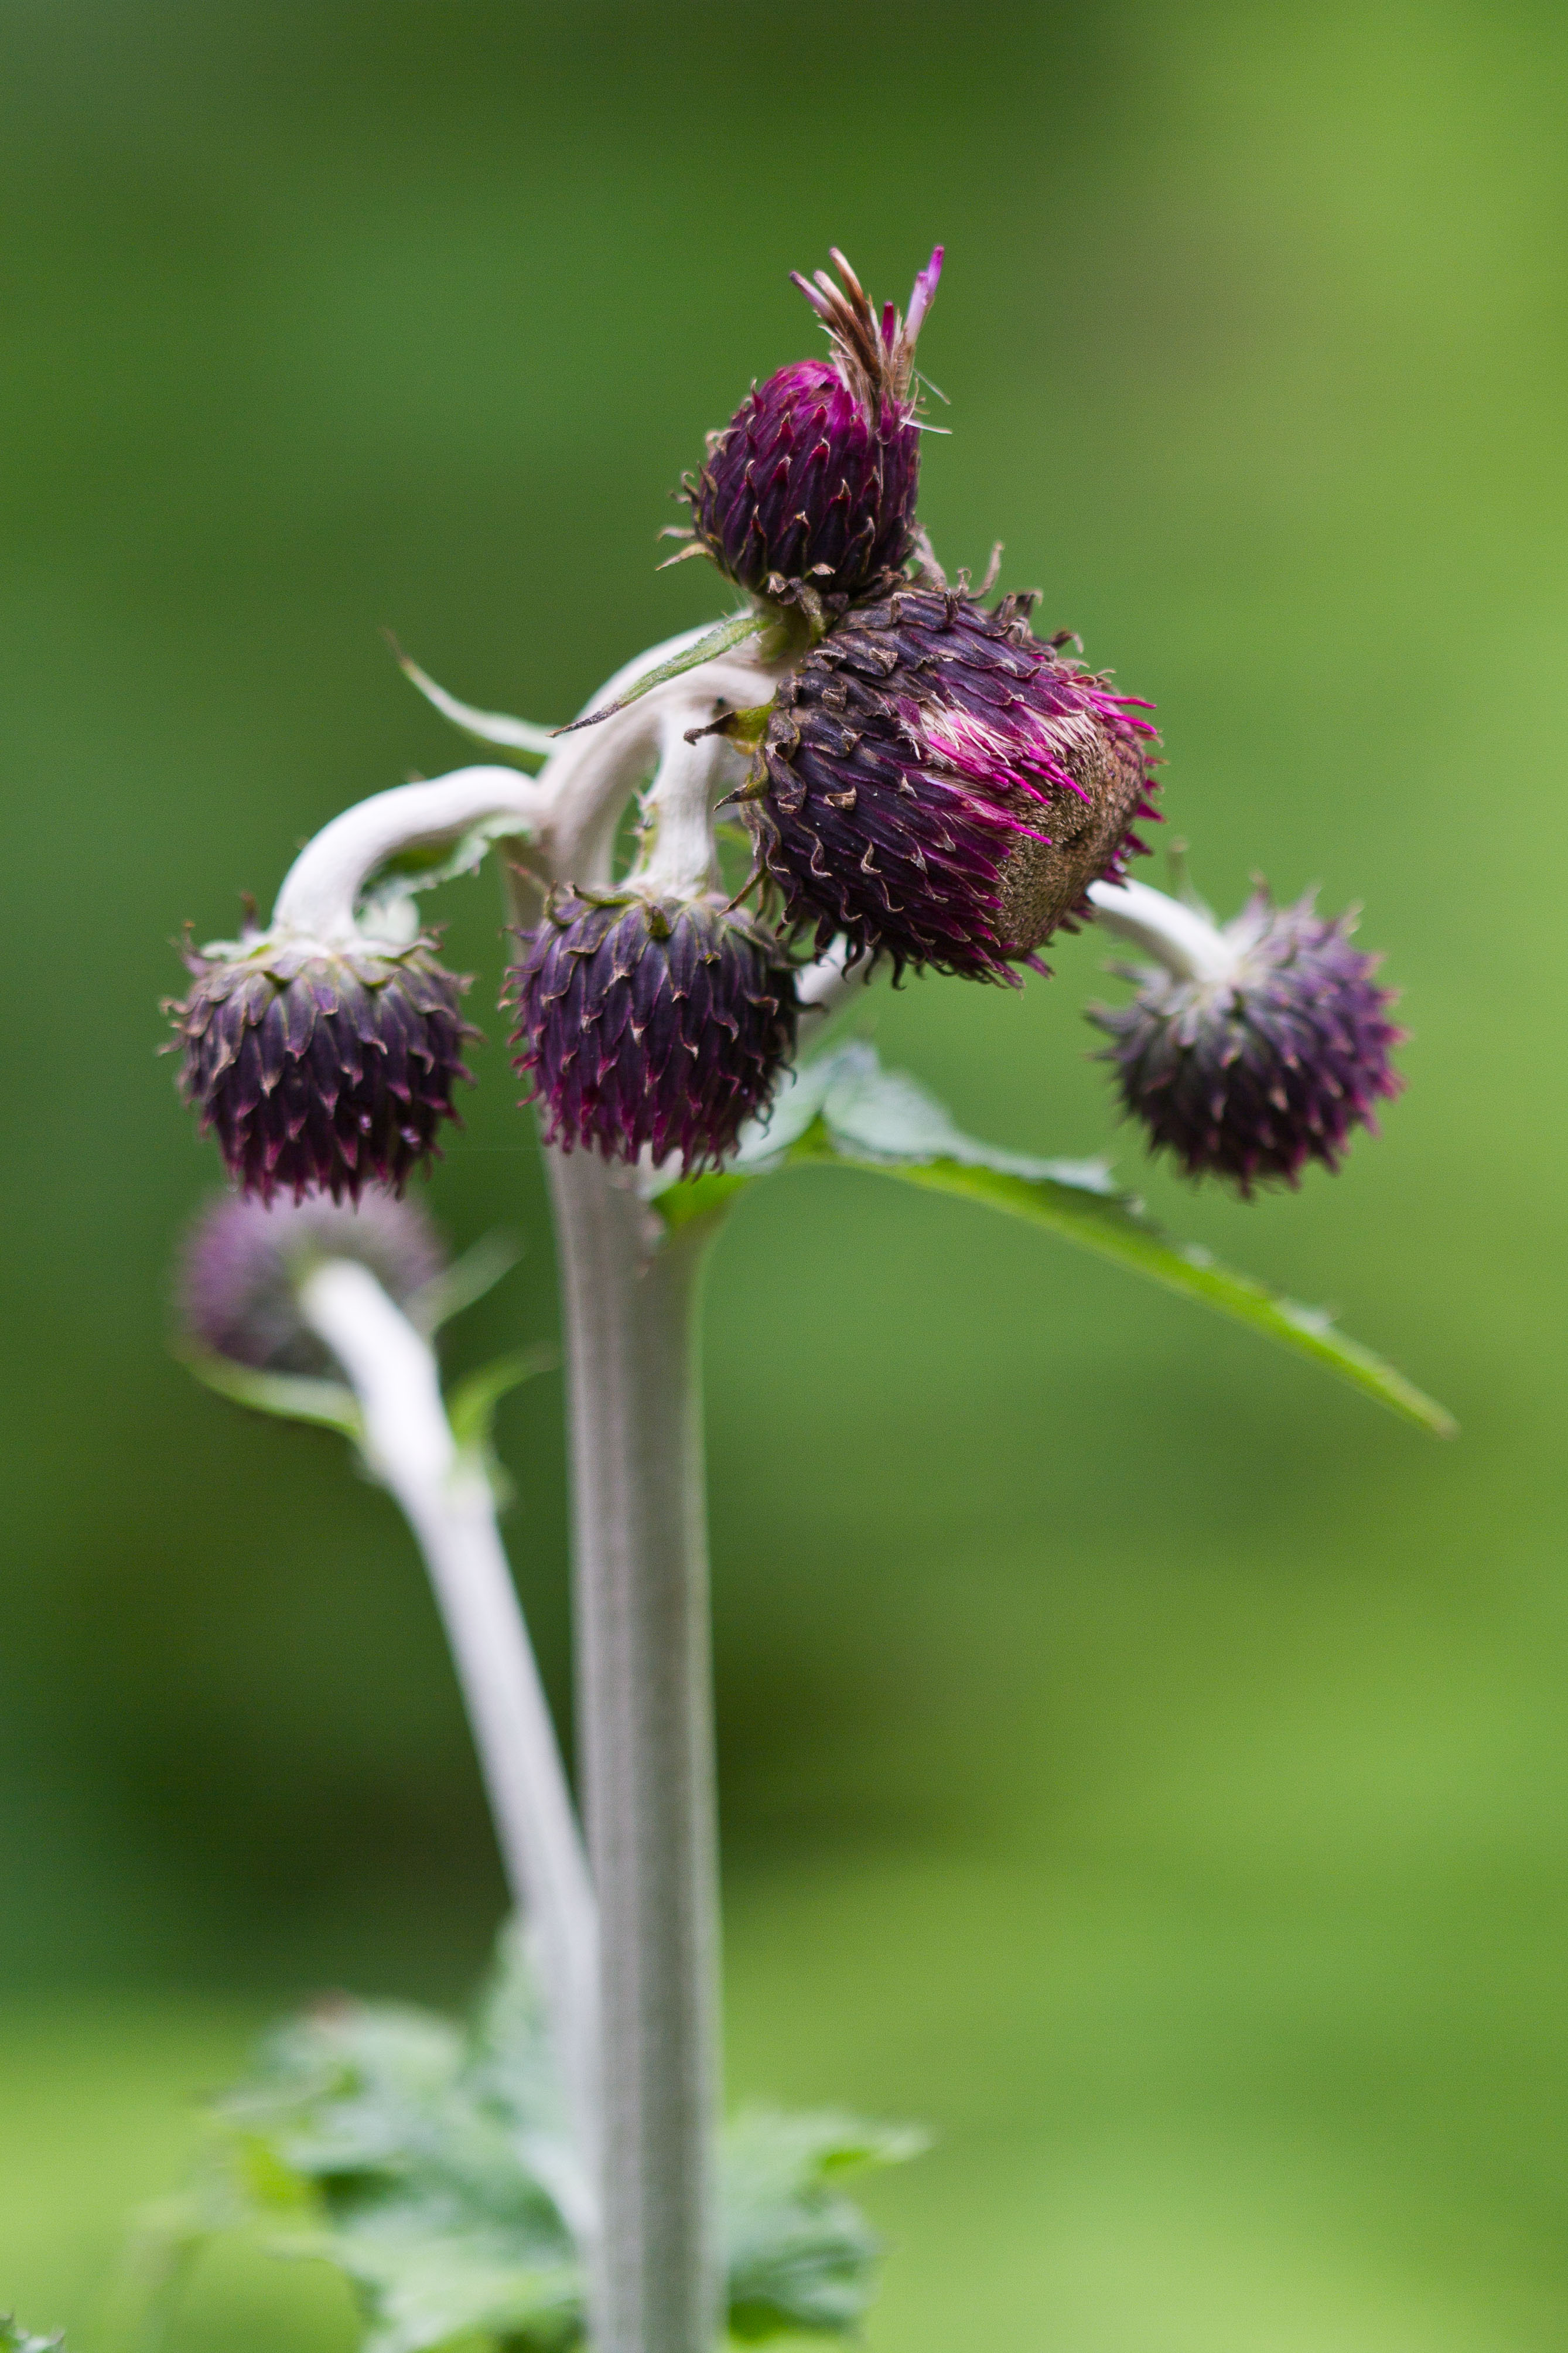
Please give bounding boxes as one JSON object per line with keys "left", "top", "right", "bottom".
{"left": 545, "top": 1147, "right": 724, "bottom": 2353}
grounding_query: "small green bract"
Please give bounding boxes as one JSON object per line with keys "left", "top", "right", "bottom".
{"left": 128, "top": 1928, "right": 923, "bottom": 2353}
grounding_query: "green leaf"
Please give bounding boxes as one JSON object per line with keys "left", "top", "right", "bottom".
{"left": 359, "top": 809, "right": 536, "bottom": 926}
{"left": 446, "top": 1345, "right": 559, "bottom": 1503}
{"left": 650, "top": 1044, "right": 1456, "bottom": 1437}
{"left": 407, "top": 1232, "right": 524, "bottom": 1336}
{"left": 724, "top": 2110, "right": 928, "bottom": 2342}
{"left": 175, "top": 1342, "right": 361, "bottom": 1441}
{"left": 390, "top": 640, "right": 558, "bottom": 768}
{"left": 0, "top": 2321, "right": 65, "bottom": 2353}
{"left": 554, "top": 609, "right": 771, "bottom": 735}
{"left": 134, "top": 1926, "right": 918, "bottom": 2353}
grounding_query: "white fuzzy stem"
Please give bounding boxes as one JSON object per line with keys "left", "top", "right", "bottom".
{"left": 1087, "top": 875, "right": 1238, "bottom": 984}
{"left": 546, "top": 1151, "right": 723, "bottom": 2353}
{"left": 538, "top": 628, "right": 790, "bottom": 891}
{"left": 273, "top": 767, "right": 549, "bottom": 942}
{"left": 296, "top": 1259, "right": 600, "bottom": 2242}
{"left": 794, "top": 934, "right": 879, "bottom": 1029}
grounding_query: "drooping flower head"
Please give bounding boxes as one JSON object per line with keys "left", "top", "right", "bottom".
{"left": 745, "top": 585, "right": 1160, "bottom": 982}
{"left": 507, "top": 889, "right": 797, "bottom": 1173}
{"left": 177, "top": 1185, "right": 446, "bottom": 1373}
{"left": 681, "top": 245, "right": 943, "bottom": 603}
{"left": 1089, "top": 884, "right": 1405, "bottom": 1193}
{"left": 167, "top": 919, "right": 479, "bottom": 1203}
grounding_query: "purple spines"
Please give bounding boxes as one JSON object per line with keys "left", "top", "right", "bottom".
{"left": 177, "top": 1186, "right": 446, "bottom": 1374}
{"left": 507, "top": 889, "right": 797, "bottom": 1173}
{"left": 1091, "top": 891, "right": 1406, "bottom": 1193}
{"left": 684, "top": 246, "right": 942, "bottom": 601}
{"left": 749, "top": 586, "right": 1160, "bottom": 982}
{"left": 167, "top": 925, "right": 480, "bottom": 1203}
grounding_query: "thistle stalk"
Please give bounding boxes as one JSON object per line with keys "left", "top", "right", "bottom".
{"left": 546, "top": 1156, "right": 725, "bottom": 2353}
{"left": 296, "top": 1256, "right": 600, "bottom": 2238}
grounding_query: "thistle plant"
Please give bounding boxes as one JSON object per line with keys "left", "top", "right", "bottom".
{"left": 154, "top": 242, "right": 1452, "bottom": 2353}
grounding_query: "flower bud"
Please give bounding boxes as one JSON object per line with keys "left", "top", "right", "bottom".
{"left": 177, "top": 1186, "right": 446, "bottom": 1373}
{"left": 1090, "top": 887, "right": 1405, "bottom": 1193}
{"left": 507, "top": 889, "right": 797, "bottom": 1173}
{"left": 747, "top": 586, "right": 1159, "bottom": 981}
{"left": 166, "top": 923, "right": 479, "bottom": 1202}
{"left": 682, "top": 246, "right": 942, "bottom": 602}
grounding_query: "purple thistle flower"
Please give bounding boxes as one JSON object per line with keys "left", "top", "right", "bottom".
{"left": 507, "top": 889, "right": 797, "bottom": 1174}
{"left": 681, "top": 245, "right": 942, "bottom": 603}
{"left": 166, "top": 923, "right": 480, "bottom": 1203}
{"left": 177, "top": 1186, "right": 446, "bottom": 1374}
{"left": 746, "top": 585, "right": 1160, "bottom": 982}
{"left": 1090, "top": 887, "right": 1405, "bottom": 1194}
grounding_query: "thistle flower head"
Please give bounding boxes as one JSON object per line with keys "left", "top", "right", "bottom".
{"left": 176, "top": 1186, "right": 446, "bottom": 1373}
{"left": 166, "top": 919, "right": 479, "bottom": 1203}
{"left": 682, "top": 245, "right": 942, "bottom": 603}
{"left": 1090, "top": 886, "right": 1405, "bottom": 1193}
{"left": 507, "top": 888, "right": 797, "bottom": 1173}
{"left": 747, "top": 585, "right": 1159, "bottom": 982}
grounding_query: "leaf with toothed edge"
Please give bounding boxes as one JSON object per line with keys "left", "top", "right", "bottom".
{"left": 390, "top": 639, "right": 559, "bottom": 766}
{"left": 647, "top": 1043, "right": 1456, "bottom": 1437}
{"left": 116, "top": 1925, "right": 923, "bottom": 2353}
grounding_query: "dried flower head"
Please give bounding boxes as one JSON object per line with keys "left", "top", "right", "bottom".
{"left": 1091, "top": 887, "right": 1405, "bottom": 1193}
{"left": 177, "top": 1186, "right": 446, "bottom": 1374}
{"left": 507, "top": 889, "right": 797, "bottom": 1173}
{"left": 746, "top": 585, "right": 1159, "bottom": 981}
{"left": 167, "top": 922, "right": 479, "bottom": 1202}
{"left": 680, "top": 246, "right": 942, "bottom": 603}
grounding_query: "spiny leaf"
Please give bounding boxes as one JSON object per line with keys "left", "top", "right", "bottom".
{"left": 124, "top": 1927, "right": 918, "bottom": 2353}
{"left": 648, "top": 1043, "right": 1455, "bottom": 1437}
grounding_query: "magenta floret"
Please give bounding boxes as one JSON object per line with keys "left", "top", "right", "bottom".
{"left": 683, "top": 247, "right": 941, "bottom": 602}
{"left": 167, "top": 926, "right": 479, "bottom": 1203}
{"left": 1091, "top": 890, "right": 1406, "bottom": 1193}
{"left": 747, "top": 586, "right": 1160, "bottom": 982}
{"left": 507, "top": 890, "right": 797, "bottom": 1174}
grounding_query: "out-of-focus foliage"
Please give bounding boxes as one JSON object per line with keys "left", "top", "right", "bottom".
{"left": 128, "top": 1931, "right": 919, "bottom": 2353}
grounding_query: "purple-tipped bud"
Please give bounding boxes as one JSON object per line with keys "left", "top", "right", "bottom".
{"left": 748, "top": 586, "right": 1160, "bottom": 982}
{"left": 682, "top": 245, "right": 942, "bottom": 602}
{"left": 507, "top": 889, "right": 797, "bottom": 1173}
{"left": 176, "top": 1186, "right": 447, "bottom": 1373}
{"left": 166, "top": 923, "right": 480, "bottom": 1203}
{"left": 1091, "top": 889, "right": 1405, "bottom": 1193}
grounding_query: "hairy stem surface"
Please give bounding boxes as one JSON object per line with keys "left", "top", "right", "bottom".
{"left": 298, "top": 1258, "right": 600, "bottom": 2237}
{"left": 546, "top": 1148, "right": 723, "bottom": 2353}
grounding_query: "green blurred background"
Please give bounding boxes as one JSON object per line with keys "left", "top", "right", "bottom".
{"left": 3, "top": 0, "right": 1565, "bottom": 2342}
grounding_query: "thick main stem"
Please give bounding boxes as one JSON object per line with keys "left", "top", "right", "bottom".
{"left": 546, "top": 1147, "right": 723, "bottom": 2353}
{"left": 298, "top": 1259, "right": 599, "bottom": 2236}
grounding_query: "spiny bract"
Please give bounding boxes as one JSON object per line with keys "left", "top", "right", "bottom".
{"left": 507, "top": 889, "right": 797, "bottom": 1174}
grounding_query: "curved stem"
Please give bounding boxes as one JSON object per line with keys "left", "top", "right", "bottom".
{"left": 539, "top": 630, "right": 791, "bottom": 891}
{"left": 1087, "top": 875, "right": 1237, "bottom": 984}
{"left": 545, "top": 1148, "right": 725, "bottom": 2353}
{"left": 273, "top": 767, "right": 549, "bottom": 942}
{"left": 297, "top": 1258, "right": 600, "bottom": 2239}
